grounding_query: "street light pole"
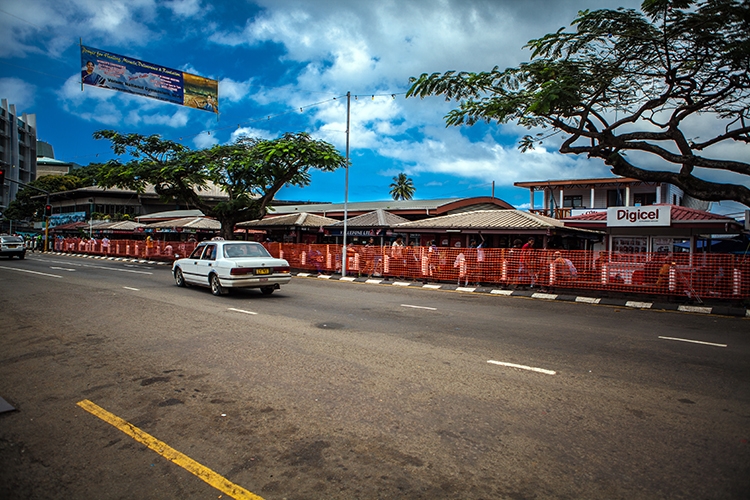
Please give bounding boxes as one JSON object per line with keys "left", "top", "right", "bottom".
{"left": 342, "top": 91, "right": 351, "bottom": 277}
{"left": 89, "top": 198, "right": 94, "bottom": 239}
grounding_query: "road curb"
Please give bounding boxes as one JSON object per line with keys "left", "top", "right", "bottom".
{"left": 46, "top": 252, "right": 171, "bottom": 266}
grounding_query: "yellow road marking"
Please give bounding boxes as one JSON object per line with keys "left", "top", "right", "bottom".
{"left": 77, "top": 399, "right": 264, "bottom": 500}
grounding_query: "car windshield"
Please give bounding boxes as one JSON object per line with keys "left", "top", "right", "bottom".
{"left": 2, "top": 236, "right": 23, "bottom": 243}
{"left": 188, "top": 245, "right": 206, "bottom": 259}
{"left": 223, "top": 243, "right": 271, "bottom": 258}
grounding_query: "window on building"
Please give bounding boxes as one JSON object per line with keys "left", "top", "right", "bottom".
{"left": 607, "top": 189, "right": 625, "bottom": 207}
{"left": 563, "top": 195, "right": 583, "bottom": 208}
{"left": 633, "top": 192, "right": 656, "bottom": 206}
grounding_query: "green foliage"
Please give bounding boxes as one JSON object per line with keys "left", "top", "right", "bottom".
{"left": 94, "top": 130, "right": 347, "bottom": 238}
{"left": 407, "top": 0, "right": 750, "bottom": 206}
{"left": 390, "top": 172, "right": 416, "bottom": 201}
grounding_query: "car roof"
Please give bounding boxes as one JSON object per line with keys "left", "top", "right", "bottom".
{"left": 198, "top": 240, "right": 262, "bottom": 245}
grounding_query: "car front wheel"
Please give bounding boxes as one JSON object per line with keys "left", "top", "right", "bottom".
{"left": 210, "top": 274, "right": 227, "bottom": 295}
{"left": 174, "top": 268, "right": 186, "bottom": 287}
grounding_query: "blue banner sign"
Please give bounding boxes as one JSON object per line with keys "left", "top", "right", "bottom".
{"left": 81, "top": 45, "right": 218, "bottom": 113}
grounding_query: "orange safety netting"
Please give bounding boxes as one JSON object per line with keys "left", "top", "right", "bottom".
{"left": 55, "top": 237, "right": 199, "bottom": 261}
{"left": 273, "top": 243, "right": 750, "bottom": 300}
{"left": 54, "top": 238, "right": 750, "bottom": 300}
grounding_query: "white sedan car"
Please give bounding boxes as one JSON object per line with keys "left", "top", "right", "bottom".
{"left": 172, "top": 240, "right": 291, "bottom": 296}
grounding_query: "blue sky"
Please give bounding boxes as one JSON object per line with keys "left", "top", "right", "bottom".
{"left": 1, "top": 0, "right": 747, "bottom": 216}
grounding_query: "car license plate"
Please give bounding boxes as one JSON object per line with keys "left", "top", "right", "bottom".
{"left": 255, "top": 268, "right": 270, "bottom": 275}
{"left": 8, "top": 244, "right": 19, "bottom": 249}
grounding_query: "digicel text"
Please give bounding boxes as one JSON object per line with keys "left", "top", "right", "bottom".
{"left": 617, "top": 208, "right": 660, "bottom": 223}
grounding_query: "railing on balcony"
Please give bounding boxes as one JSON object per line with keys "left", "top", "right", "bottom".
{"left": 528, "top": 208, "right": 573, "bottom": 218}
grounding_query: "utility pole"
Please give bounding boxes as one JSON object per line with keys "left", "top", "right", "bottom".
{"left": 342, "top": 91, "right": 351, "bottom": 277}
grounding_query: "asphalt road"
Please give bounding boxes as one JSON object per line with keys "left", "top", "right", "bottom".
{"left": 1, "top": 252, "right": 749, "bottom": 499}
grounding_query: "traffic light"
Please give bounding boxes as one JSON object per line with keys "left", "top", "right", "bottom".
{"left": 44, "top": 204, "right": 52, "bottom": 217}
{"left": 0, "top": 168, "right": 5, "bottom": 185}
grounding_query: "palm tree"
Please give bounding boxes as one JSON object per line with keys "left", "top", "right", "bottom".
{"left": 389, "top": 173, "right": 415, "bottom": 201}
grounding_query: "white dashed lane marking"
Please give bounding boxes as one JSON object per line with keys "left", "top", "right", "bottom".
{"left": 658, "top": 336, "right": 727, "bottom": 348}
{"left": 228, "top": 308, "right": 258, "bottom": 315}
{"left": 488, "top": 360, "right": 556, "bottom": 375}
{"left": 401, "top": 304, "right": 437, "bottom": 311}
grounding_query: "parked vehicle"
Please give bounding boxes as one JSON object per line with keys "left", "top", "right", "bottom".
{"left": 172, "top": 240, "right": 291, "bottom": 296}
{"left": 0, "top": 235, "right": 26, "bottom": 259}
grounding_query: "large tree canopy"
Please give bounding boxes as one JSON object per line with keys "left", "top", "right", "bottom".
{"left": 407, "top": 0, "right": 750, "bottom": 206}
{"left": 94, "top": 131, "right": 347, "bottom": 239}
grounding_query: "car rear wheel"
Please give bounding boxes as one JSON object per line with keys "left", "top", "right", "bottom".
{"left": 210, "top": 274, "right": 227, "bottom": 295}
{"left": 260, "top": 286, "right": 275, "bottom": 295}
{"left": 18, "top": 253, "right": 25, "bottom": 260}
{"left": 174, "top": 268, "right": 186, "bottom": 287}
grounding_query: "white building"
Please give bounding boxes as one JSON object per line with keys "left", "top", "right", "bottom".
{"left": 514, "top": 177, "right": 708, "bottom": 218}
{"left": 0, "top": 99, "right": 37, "bottom": 210}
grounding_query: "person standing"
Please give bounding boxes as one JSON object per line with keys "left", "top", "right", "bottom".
{"left": 390, "top": 236, "right": 405, "bottom": 278}
{"left": 520, "top": 237, "right": 538, "bottom": 287}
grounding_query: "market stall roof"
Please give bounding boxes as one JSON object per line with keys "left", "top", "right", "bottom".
{"left": 136, "top": 209, "right": 205, "bottom": 223}
{"left": 237, "top": 213, "right": 338, "bottom": 228}
{"left": 144, "top": 217, "right": 221, "bottom": 230}
{"left": 329, "top": 209, "right": 410, "bottom": 228}
{"left": 92, "top": 220, "right": 145, "bottom": 231}
{"left": 393, "top": 209, "right": 600, "bottom": 234}
{"left": 49, "top": 221, "right": 96, "bottom": 232}
{"left": 262, "top": 196, "right": 514, "bottom": 219}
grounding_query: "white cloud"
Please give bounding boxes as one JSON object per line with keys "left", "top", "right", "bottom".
{"left": 0, "top": 77, "right": 36, "bottom": 108}
{"left": 163, "top": 0, "right": 206, "bottom": 18}
{"left": 192, "top": 131, "right": 218, "bottom": 149}
{"left": 220, "top": 78, "right": 254, "bottom": 103}
{"left": 56, "top": 73, "right": 193, "bottom": 130}
{"left": 230, "top": 126, "right": 275, "bottom": 142}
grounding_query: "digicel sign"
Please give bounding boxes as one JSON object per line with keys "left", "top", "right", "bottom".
{"left": 607, "top": 206, "right": 671, "bottom": 227}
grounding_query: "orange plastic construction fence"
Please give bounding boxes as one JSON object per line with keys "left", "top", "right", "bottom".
{"left": 55, "top": 238, "right": 750, "bottom": 300}
{"left": 273, "top": 243, "right": 750, "bottom": 300}
{"left": 55, "top": 237, "right": 198, "bottom": 261}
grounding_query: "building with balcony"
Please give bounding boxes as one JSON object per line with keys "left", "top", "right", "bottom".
{"left": 514, "top": 177, "right": 708, "bottom": 219}
{"left": 0, "top": 99, "right": 37, "bottom": 211}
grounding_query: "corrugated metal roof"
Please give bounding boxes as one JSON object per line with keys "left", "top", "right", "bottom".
{"left": 237, "top": 213, "right": 338, "bottom": 228}
{"left": 267, "top": 198, "right": 473, "bottom": 214}
{"left": 514, "top": 176, "right": 646, "bottom": 188}
{"left": 137, "top": 209, "right": 205, "bottom": 220}
{"left": 393, "top": 210, "right": 569, "bottom": 230}
{"left": 330, "top": 209, "right": 410, "bottom": 227}
{"left": 144, "top": 217, "right": 220, "bottom": 229}
{"left": 93, "top": 220, "right": 144, "bottom": 231}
